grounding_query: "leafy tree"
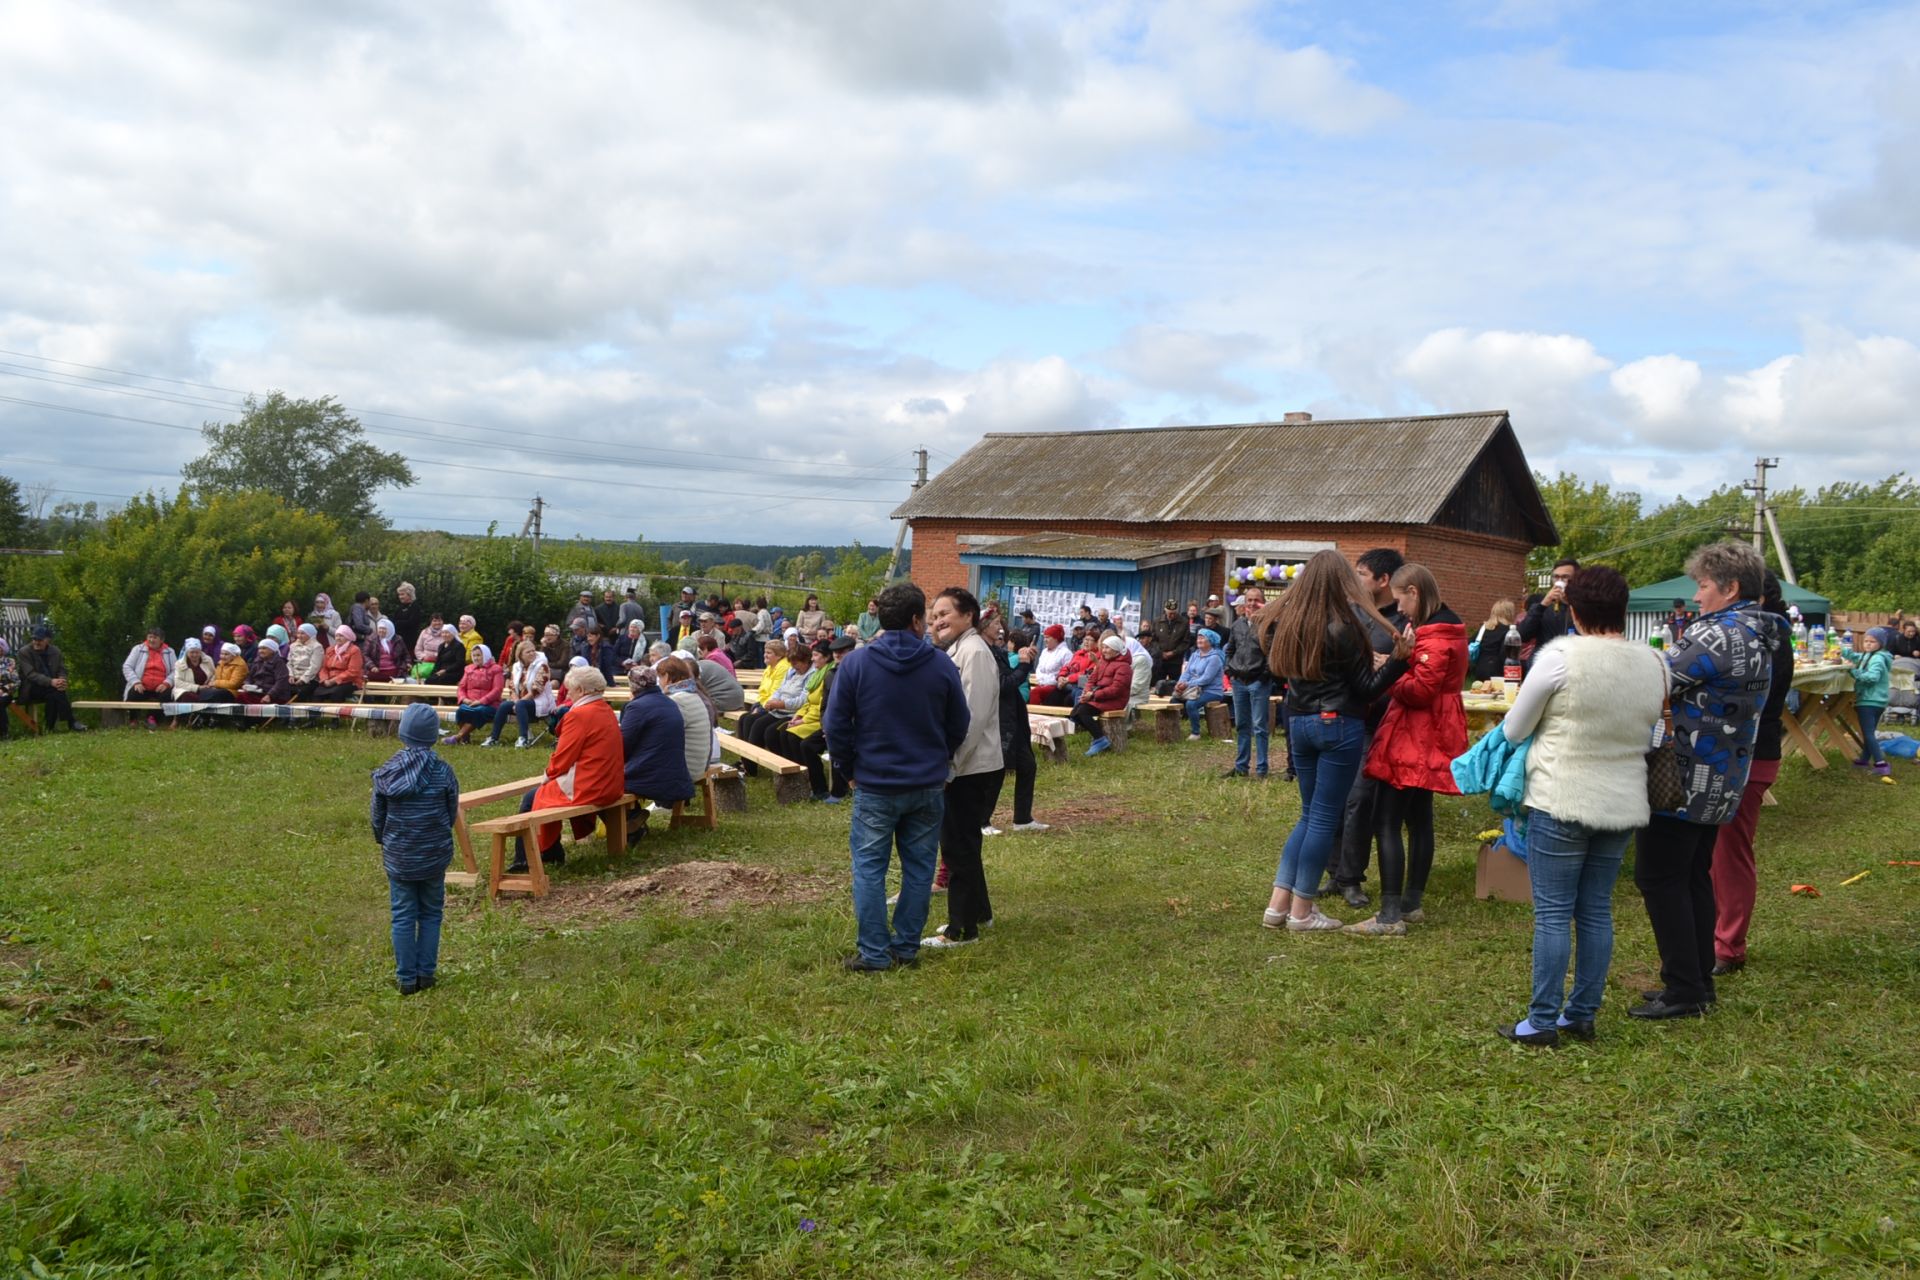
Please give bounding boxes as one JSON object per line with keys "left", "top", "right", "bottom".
{"left": 44, "top": 490, "right": 347, "bottom": 694}
{"left": 820, "top": 544, "right": 889, "bottom": 624}
{"left": 182, "top": 392, "right": 415, "bottom": 531}
{"left": 460, "top": 528, "right": 577, "bottom": 645}
{"left": 1528, "top": 472, "right": 1647, "bottom": 574}
{"left": 0, "top": 474, "right": 29, "bottom": 548}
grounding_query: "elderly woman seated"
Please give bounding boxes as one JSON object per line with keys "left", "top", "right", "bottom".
{"left": 1171, "top": 627, "right": 1227, "bottom": 739}
{"left": 507, "top": 666, "right": 626, "bottom": 874}
{"left": 658, "top": 655, "right": 719, "bottom": 781}
{"left": 244, "top": 635, "right": 294, "bottom": 705}
{"left": 311, "top": 626, "right": 366, "bottom": 702}
{"left": 411, "top": 614, "right": 452, "bottom": 680}
{"left": 617, "top": 664, "right": 694, "bottom": 847}
{"left": 362, "top": 618, "right": 404, "bottom": 683}
{"left": 443, "top": 644, "right": 504, "bottom": 745}
{"left": 616, "top": 619, "right": 648, "bottom": 670}
{"left": 286, "top": 624, "right": 325, "bottom": 699}
{"left": 425, "top": 626, "right": 468, "bottom": 685}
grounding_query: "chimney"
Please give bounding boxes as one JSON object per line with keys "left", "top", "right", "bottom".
{"left": 1282, "top": 411, "right": 1313, "bottom": 423}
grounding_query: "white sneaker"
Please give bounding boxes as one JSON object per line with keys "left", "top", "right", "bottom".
{"left": 936, "top": 920, "right": 992, "bottom": 934}
{"left": 1287, "top": 909, "right": 1345, "bottom": 933}
{"left": 513, "top": 736, "right": 530, "bottom": 749}
{"left": 1187, "top": 733, "right": 1203, "bottom": 741}
{"left": 922, "top": 933, "right": 976, "bottom": 948}
{"left": 478, "top": 736, "right": 497, "bottom": 748}
{"left": 982, "top": 826, "right": 1002, "bottom": 837}
{"left": 1010, "top": 821, "right": 1050, "bottom": 833}
{"left": 1262, "top": 907, "right": 1289, "bottom": 929}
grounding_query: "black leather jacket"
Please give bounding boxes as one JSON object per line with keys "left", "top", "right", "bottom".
{"left": 1279, "top": 620, "right": 1407, "bottom": 719}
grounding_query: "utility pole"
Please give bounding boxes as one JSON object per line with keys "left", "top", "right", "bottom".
{"left": 520, "top": 495, "right": 545, "bottom": 554}
{"left": 1740, "top": 458, "right": 1798, "bottom": 584}
{"left": 884, "top": 447, "right": 930, "bottom": 582}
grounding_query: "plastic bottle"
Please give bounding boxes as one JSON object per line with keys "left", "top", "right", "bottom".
{"left": 1502, "top": 627, "right": 1523, "bottom": 700}
{"left": 1810, "top": 624, "right": 1826, "bottom": 658}
{"left": 1649, "top": 634, "right": 1665, "bottom": 651}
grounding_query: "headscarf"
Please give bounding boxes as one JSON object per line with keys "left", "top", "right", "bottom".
{"left": 1101, "top": 634, "right": 1126, "bottom": 654}
{"left": 183, "top": 637, "right": 202, "bottom": 654}
{"left": 332, "top": 625, "right": 356, "bottom": 649}
{"left": 472, "top": 644, "right": 495, "bottom": 667}
{"left": 201, "top": 625, "right": 217, "bottom": 642}
{"left": 568, "top": 655, "right": 588, "bottom": 668}
{"left": 376, "top": 617, "right": 394, "bottom": 639}
{"left": 233, "top": 624, "right": 256, "bottom": 643}
{"left": 1197, "top": 628, "right": 1220, "bottom": 648}
{"left": 1044, "top": 624, "right": 1066, "bottom": 641}
{"left": 266, "top": 624, "right": 289, "bottom": 646}
{"left": 221, "top": 642, "right": 242, "bottom": 659}
{"left": 297, "top": 623, "right": 317, "bottom": 640}
{"left": 257, "top": 637, "right": 279, "bottom": 654}
{"left": 782, "top": 627, "right": 800, "bottom": 643}
{"left": 627, "top": 663, "right": 659, "bottom": 692}
{"left": 314, "top": 592, "right": 332, "bottom": 611}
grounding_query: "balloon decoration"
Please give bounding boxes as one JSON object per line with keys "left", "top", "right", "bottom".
{"left": 1225, "top": 562, "right": 1303, "bottom": 607}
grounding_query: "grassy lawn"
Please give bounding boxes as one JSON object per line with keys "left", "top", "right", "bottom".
{"left": 1, "top": 722, "right": 1917, "bottom": 1277}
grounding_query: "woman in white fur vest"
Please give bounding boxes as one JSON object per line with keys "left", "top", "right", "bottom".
{"left": 1494, "top": 566, "right": 1667, "bottom": 1047}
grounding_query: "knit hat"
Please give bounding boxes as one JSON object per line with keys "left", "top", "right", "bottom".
{"left": 398, "top": 701, "right": 440, "bottom": 747}
{"left": 1868, "top": 626, "right": 1896, "bottom": 649}
{"left": 1044, "top": 624, "right": 1066, "bottom": 641}
{"left": 1101, "top": 634, "right": 1126, "bottom": 653}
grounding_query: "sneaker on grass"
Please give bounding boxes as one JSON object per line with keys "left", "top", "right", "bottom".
{"left": 1010, "top": 820, "right": 1050, "bottom": 833}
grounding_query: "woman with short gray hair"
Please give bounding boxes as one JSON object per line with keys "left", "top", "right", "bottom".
{"left": 1632, "top": 540, "right": 1777, "bottom": 1022}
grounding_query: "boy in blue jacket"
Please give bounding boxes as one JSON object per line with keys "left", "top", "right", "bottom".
{"left": 371, "top": 702, "right": 461, "bottom": 993}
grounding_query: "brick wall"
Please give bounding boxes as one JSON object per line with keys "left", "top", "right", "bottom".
{"left": 909, "top": 518, "right": 1533, "bottom": 629}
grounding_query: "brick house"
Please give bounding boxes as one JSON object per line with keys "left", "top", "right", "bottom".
{"left": 894, "top": 411, "right": 1559, "bottom": 630}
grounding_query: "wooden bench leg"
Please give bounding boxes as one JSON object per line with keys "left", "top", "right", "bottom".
{"left": 447, "top": 813, "right": 481, "bottom": 887}
{"left": 488, "top": 832, "right": 508, "bottom": 899}
{"left": 605, "top": 802, "right": 627, "bottom": 859}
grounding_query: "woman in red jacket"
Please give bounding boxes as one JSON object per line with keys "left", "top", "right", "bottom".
{"left": 442, "top": 644, "right": 505, "bottom": 745}
{"left": 1071, "top": 634, "right": 1135, "bottom": 755}
{"left": 507, "top": 666, "right": 627, "bottom": 873}
{"left": 1347, "top": 564, "right": 1468, "bottom": 936}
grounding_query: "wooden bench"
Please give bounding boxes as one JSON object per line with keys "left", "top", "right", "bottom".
{"left": 8, "top": 702, "right": 41, "bottom": 735}
{"left": 469, "top": 793, "right": 637, "bottom": 898}
{"left": 715, "top": 731, "right": 812, "bottom": 803}
{"left": 669, "top": 764, "right": 747, "bottom": 830}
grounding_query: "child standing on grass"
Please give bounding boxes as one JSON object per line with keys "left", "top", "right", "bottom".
{"left": 1844, "top": 627, "right": 1896, "bottom": 784}
{"left": 371, "top": 702, "right": 460, "bottom": 993}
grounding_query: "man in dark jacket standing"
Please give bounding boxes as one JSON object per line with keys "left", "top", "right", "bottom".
{"left": 19, "top": 626, "right": 86, "bottom": 732}
{"left": 1518, "top": 558, "right": 1580, "bottom": 656}
{"left": 824, "top": 583, "right": 969, "bottom": 973}
{"left": 1149, "top": 599, "right": 1191, "bottom": 685}
{"left": 1223, "top": 596, "right": 1272, "bottom": 779}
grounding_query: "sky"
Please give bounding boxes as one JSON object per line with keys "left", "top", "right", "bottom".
{"left": 3, "top": 0, "right": 1918, "bottom": 545}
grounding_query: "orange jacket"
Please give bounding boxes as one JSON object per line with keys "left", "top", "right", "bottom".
{"left": 532, "top": 696, "right": 626, "bottom": 848}
{"left": 319, "top": 642, "right": 365, "bottom": 689}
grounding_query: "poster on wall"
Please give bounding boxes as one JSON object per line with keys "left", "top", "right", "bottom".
{"left": 1005, "top": 588, "right": 1141, "bottom": 636}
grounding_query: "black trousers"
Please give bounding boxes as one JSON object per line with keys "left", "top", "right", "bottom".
{"left": 1634, "top": 814, "right": 1720, "bottom": 1005}
{"left": 1373, "top": 784, "right": 1434, "bottom": 917}
{"left": 985, "top": 732, "right": 1036, "bottom": 826}
{"left": 1069, "top": 700, "right": 1110, "bottom": 740}
{"left": 23, "top": 685, "right": 77, "bottom": 727}
{"left": 942, "top": 771, "right": 998, "bottom": 939}
{"left": 1328, "top": 725, "right": 1379, "bottom": 887}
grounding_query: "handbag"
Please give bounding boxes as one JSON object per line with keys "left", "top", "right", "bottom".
{"left": 1646, "top": 711, "right": 1685, "bottom": 812}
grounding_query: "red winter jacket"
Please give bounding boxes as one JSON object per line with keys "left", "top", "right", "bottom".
{"left": 1080, "top": 653, "right": 1133, "bottom": 712}
{"left": 1364, "top": 609, "right": 1468, "bottom": 794}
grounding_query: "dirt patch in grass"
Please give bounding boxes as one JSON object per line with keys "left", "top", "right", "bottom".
{"left": 526, "top": 860, "right": 839, "bottom": 924}
{"left": 998, "top": 793, "right": 1150, "bottom": 830}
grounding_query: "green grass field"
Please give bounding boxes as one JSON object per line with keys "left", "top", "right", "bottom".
{"left": 1, "top": 723, "right": 1916, "bottom": 1277}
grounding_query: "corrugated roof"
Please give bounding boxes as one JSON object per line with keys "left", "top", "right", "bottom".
{"left": 957, "top": 532, "right": 1220, "bottom": 566}
{"left": 896, "top": 411, "right": 1554, "bottom": 540}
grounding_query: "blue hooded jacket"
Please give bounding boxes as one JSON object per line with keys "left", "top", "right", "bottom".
{"left": 822, "top": 626, "right": 969, "bottom": 794}
{"left": 370, "top": 746, "right": 460, "bottom": 880}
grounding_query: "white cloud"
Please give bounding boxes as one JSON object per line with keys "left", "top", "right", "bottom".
{"left": 1399, "top": 328, "right": 1615, "bottom": 449}
{"left": 1102, "top": 325, "right": 1265, "bottom": 403}
{"left": 1611, "top": 355, "right": 1702, "bottom": 425}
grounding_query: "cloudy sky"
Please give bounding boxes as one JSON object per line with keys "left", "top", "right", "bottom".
{"left": 3, "top": 0, "right": 1917, "bottom": 544}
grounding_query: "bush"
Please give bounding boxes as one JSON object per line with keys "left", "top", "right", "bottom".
{"left": 44, "top": 490, "right": 348, "bottom": 694}
{"left": 461, "top": 532, "right": 579, "bottom": 644}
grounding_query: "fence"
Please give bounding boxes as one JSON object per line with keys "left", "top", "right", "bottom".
{"left": 2, "top": 599, "right": 44, "bottom": 651}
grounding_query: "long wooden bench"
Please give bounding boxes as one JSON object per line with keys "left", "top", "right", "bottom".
{"left": 72, "top": 699, "right": 405, "bottom": 729}
{"left": 714, "top": 731, "right": 812, "bottom": 803}
{"left": 471, "top": 794, "right": 636, "bottom": 898}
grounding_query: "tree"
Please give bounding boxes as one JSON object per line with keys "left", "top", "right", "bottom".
{"left": 182, "top": 392, "right": 415, "bottom": 530}
{"left": 820, "top": 544, "right": 889, "bottom": 623}
{"left": 0, "top": 474, "right": 29, "bottom": 548}
{"left": 460, "top": 527, "right": 577, "bottom": 644}
{"left": 45, "top": 490, "right": 348, "bottom": 693}
{"left": 1528, "top": 472, "right": 1647, "bottom": 574}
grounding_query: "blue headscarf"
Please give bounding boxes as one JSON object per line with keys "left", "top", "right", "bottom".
{"left": 1197, "top": 628, "right": 1221, "bottom": 647}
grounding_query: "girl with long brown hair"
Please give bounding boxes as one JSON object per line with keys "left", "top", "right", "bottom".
{"left": 1258, "top": 551, "right": 1409, "bottom": 932}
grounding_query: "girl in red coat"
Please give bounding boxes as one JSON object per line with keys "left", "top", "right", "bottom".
{"left": 1347, "top": 564, "right": 1468, "bottom": 936}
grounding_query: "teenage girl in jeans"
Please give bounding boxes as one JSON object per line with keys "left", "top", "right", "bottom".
{"left": 1259, "top": 551, "right": 1409, "bottom": 932}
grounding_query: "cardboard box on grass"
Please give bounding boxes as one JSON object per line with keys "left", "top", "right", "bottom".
{"left": 1476, "top": 841, "right": 1531, "bottom": 904}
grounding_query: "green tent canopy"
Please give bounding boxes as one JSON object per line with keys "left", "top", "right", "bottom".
{"left": 1627, "top": 574, "right": 1831, "bottom": 618}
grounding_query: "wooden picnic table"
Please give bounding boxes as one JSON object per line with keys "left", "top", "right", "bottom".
{"left": 1781, "top": 662, "right": 1862, "bottom": 770}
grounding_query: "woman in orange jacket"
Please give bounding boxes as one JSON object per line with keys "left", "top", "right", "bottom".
{"left": 508, "top": 665, "right": 627, "bottom": 872}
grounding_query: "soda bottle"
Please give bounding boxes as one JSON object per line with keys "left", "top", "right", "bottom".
{"left": 1502, "top": 627, "right": 1523, "bottom": 700}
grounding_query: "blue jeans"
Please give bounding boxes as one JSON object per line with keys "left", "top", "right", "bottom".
{"left": 388, "top": 875, "right": 445, "bottom": 989}
{"left": 1857, "top": 703, "right": 1885, "bottom": 765}
{"left": 1183, "top": 692, "right": 1226, "bottom": 735}
{"left": 1525, "top": 812, "right": 1629, "bottom": 1027}
{"left": 1274, "top": 714, "right": 1366, "bottom": 897}
{"left": 1230, "top": 677, "right": 1272, "bottom": 774}
{"left": 488, "top": 698, "right": 536, "bottom": 740}
{"left": 849, "top": 786, "right": 945, "bottom": 966}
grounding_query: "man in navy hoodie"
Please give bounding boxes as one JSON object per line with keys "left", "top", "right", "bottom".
{"left": 824, "top": 583, "right": 970, "bottom": 972}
